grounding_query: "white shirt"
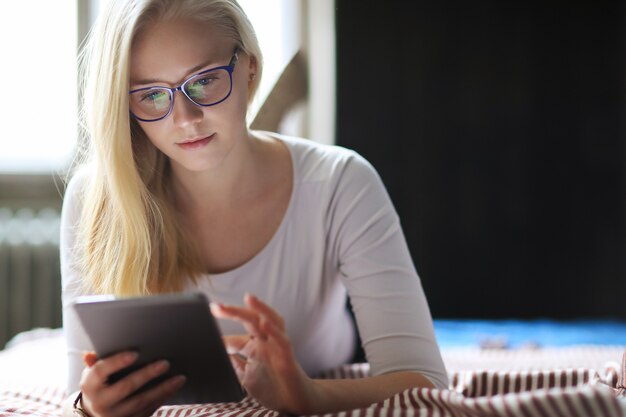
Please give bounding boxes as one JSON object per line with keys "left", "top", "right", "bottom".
{"left": 61, "top": 135, "right": 449, "bottom": 393}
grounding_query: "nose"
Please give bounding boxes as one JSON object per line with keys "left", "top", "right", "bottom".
{"left": 171, "top": 89, "right": 203, "bottom": 127}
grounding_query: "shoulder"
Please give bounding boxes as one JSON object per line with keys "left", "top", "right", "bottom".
{"left": 269, "top": 133, "right": 380, "bottom": 186}
{"left": 65, "top": 165, "right": 92, "bottom": 196}
{"left": 62, "top": 165, "right": 95, "bottom": 223}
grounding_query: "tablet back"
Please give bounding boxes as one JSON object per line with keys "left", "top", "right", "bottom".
{"left": 73, "top": 292, "right": 245, "bottom": 405}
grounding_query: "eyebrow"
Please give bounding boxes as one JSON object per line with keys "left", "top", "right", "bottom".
{"left": 130, "top": 58, "right": 219, "bottom": 87}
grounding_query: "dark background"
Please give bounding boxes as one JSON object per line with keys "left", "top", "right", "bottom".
{"left": 336, "top": 1, "right": 626, "bottom": 318}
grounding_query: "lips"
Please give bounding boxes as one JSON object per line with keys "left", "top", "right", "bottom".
{"left": 176, "top": 133, "right": 215, "bottom": 149}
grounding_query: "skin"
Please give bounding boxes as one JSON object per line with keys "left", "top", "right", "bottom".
{"left": 64, "top": 16, "right": 435, "bottom": 417}
{"left": 131, "top": 18, "right": 293, "bottom": 274}
{"left": 212, "top": 295, "right": 435, "bottom": 414}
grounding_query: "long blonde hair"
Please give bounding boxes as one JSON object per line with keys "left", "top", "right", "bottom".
{"left": 74, "top": 0, "right": 263, "bottom": 296}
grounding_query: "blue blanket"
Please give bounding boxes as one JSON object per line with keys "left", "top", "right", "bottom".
{"left": 433, "top": 319, "right": 626, "bottom": 348}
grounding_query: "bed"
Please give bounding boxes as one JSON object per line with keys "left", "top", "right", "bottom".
{"left": 1, "top": 321, "right": 625, "bottom": 417}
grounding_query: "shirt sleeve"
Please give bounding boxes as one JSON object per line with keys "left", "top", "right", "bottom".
{"left": 60, "top": 170, "right": 94, "bottom": 394}
{"left": 328, "top": 151, "right": 449, "bottom": 389}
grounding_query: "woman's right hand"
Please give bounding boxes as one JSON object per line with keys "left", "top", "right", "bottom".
{"left": 78, "top": 351, "right": 186, "bottom": 417}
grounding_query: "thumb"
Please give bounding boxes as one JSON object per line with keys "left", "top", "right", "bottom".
{"left": 83, "top": 351, "right": 98, "bottom": 367}
{"left": 229, "top": 351, "right": 247, "bottom": 381}
{"left": 223, "top": 334, "right": 250, "bottom": 352}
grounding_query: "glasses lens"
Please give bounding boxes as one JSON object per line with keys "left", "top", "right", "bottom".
{"left": 129, "top": 88, "right": 171, "bottom": 121}
{"left": 184, "top": 68, "right": 231, "bottom": 106}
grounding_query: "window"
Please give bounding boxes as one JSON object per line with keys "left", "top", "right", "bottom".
{"left": 237, "top": 0, "right": 300, "bottom": 118}
{"left": 0, "top": 2, "right": 77, "bottom": 173}
{"left": 0, "top": 1, "right": 300, "bottom": 174}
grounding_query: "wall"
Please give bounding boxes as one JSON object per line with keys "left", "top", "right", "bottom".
{"left": 336, "top": 0, "right": 626, "bottom": 318}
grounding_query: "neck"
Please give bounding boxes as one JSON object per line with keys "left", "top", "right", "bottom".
{"left": 171, "top": 130, "right": 262, "bottom": 212}
{"left": 172, "top": 131, "right": 273, "bottom": 213}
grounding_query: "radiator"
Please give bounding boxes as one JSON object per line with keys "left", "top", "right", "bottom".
{"left": 0, "top": 208, "right": 62, "bottom": 349}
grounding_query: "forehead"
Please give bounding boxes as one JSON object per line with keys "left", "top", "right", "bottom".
{"left": 130, "top": 18, "right": 232, "bottom": 84}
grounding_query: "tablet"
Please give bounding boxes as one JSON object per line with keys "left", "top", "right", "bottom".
{"left": 72, "top": 292, "right": 245, "bottom": 405}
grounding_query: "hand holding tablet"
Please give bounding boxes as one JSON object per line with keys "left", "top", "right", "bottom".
{"left": 72, "top": 292, "right": 245, "bottom": 405}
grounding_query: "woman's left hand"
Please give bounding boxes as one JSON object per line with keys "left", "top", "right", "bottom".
{"left": 211, "top": 294, "right": 317, "bottom": 413}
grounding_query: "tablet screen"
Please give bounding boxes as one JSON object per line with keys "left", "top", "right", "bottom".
{"left": 72, "top": 292, "right": 245, "bottom": 405}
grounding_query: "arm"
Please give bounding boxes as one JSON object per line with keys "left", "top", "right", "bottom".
{"left": 60, "top": 170, "right": 93, "bottom": 394}
{"left": 327, "top": 152, "right": 448, "bottom": 387}
{"left": 214, "top": 296, "right": 436, "bottom": 415}
{"left": 214, "top": 151, "right": 447, "bottom": 413}
{"left": 312, "top": 371, "right": 434, "bottom": 413}
{"left": 60, "top": 171, "right": 186, "bottom": 417}
{"left": 62, "top": 391, "right": 80, "bottom": 417}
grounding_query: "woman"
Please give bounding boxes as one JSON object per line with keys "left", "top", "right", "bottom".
{"left": 61, "top": 0, "right": 448, "bottom": 416}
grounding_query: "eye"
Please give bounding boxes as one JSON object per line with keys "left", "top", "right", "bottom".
{"left": 140, "top": 89, "right": 168, "bottom": 103}
{"left": 195, "top": 75, "right": 218, "bottom": 86}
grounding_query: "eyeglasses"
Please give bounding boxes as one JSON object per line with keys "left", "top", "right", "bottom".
{"left": 129, "top": 49, "right": 239, "bottom": 122}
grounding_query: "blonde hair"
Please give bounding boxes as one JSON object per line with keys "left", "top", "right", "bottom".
{"left": 74, "top": 0, "right": 263, "bottom": 296}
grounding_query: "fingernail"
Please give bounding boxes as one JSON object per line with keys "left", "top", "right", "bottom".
{"left": 125, "top": 352, "right": 138, "bottom": 362}
{"left": 210, "top": 303, "right": 223, "bottom": 314}
{"left": 171, "top": 375, "right": 186, "bottom": 386}
{"left": 154, "top": 360, "right": 170, "bottom": 372}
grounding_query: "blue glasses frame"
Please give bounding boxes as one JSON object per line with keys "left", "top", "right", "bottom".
{"left": 129, "top": 49, "right": 240, "bottom": 122}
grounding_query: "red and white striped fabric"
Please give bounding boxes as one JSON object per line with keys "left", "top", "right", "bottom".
{"left": 616, "top": 349, "right": 626, "bottom": 399}
{"left": 0, "top": 383, "right": 66, "bottom": 417}
{"left": 2, "top": 335, "right": 626, "bottom": 417}
{"left": 2, "top": 365, "right": 625, "bottom": 417}
{"left": 150, "top": 384, "right": 625, "bottom": 417}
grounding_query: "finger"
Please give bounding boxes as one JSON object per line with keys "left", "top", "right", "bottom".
{"left": 229, "top": 352, "right": 248, "bottom": 377}
{"left": 212, "top": 302, "right": 259, "bottom": 323}
{"left": 114, "top": 374, "right": 186, "bottom": 417}
{"left": 210, "top": 302, "right": 224, "bottom": 317}
{"left": 83, "top": 351, "right": 98, "bottom": 367}
{"left": 223, "top": 334, "right": 251, "bottom": 352}
{"left": 79, "top": 351, "right": 141, "bottom": 415}
{"left": 84, "top": 351, "right": 139, "bottom": 388}
{"left": 259, "top": 317, "right": 292, "bottom": 351}
{"left": 245, "top": 294, "right": 285, "bottom": 331}
{"left": 212, "top": 303, "right": 266, "bottom": 339}
{"left": 102, "top": 359, "right": 173, "bottom": 405}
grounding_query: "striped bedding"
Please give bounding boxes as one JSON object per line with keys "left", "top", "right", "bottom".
{"left": 1, "top": 331, "right": 625, "bottom": 417}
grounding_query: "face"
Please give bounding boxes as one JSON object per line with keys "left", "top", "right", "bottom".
{"left": 130, "top": 18, "right": 255, "bottom": 173}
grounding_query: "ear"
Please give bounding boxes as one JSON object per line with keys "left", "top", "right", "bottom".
{"left": 247, "top": 54, "right": 258, "bottom": 84}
